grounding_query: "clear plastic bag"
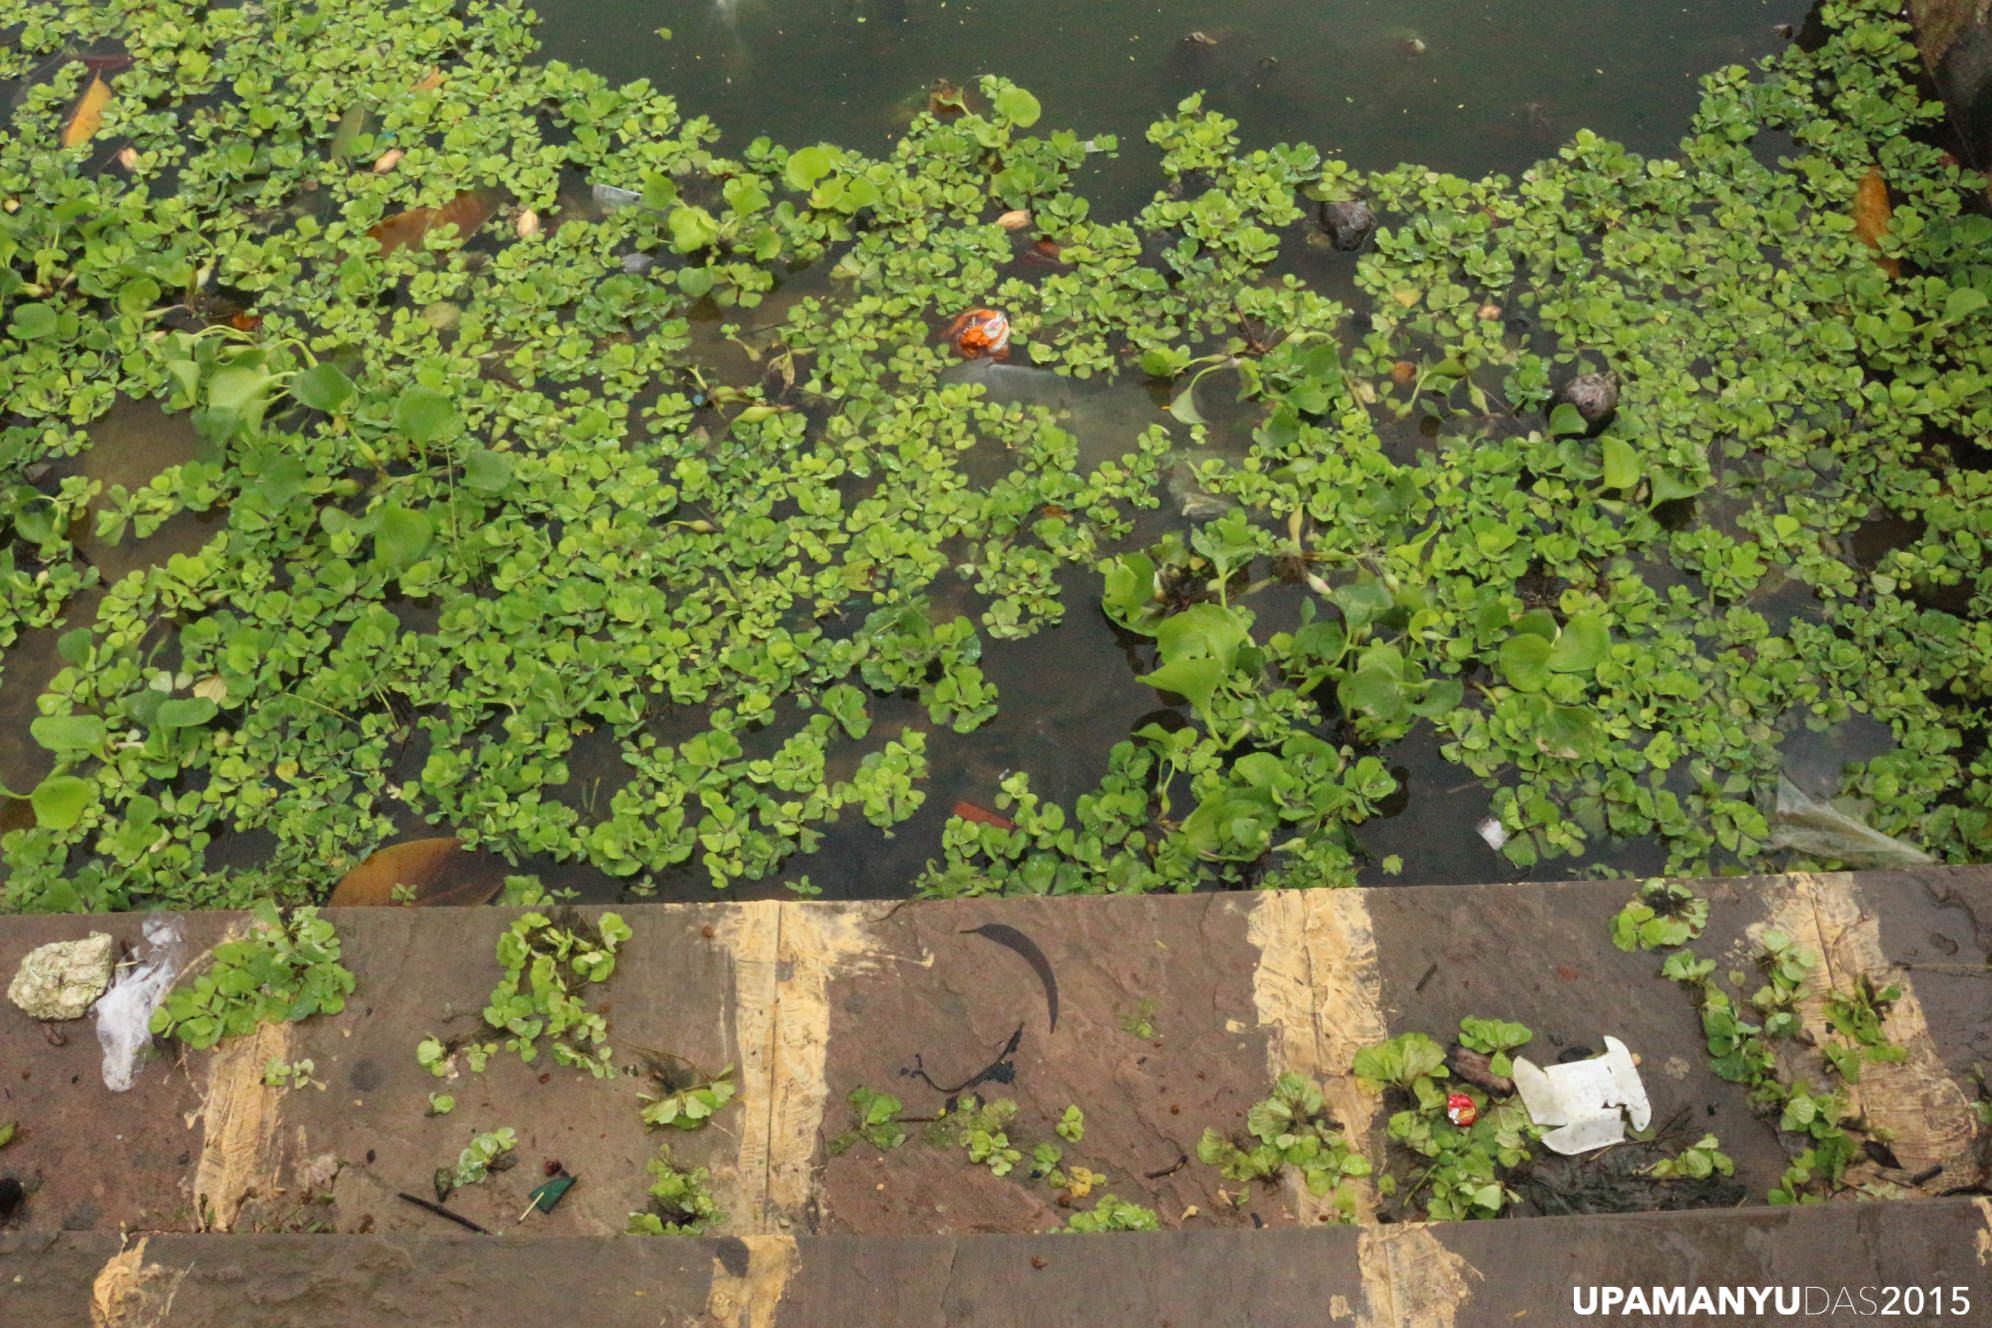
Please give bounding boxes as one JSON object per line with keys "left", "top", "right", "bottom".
{"left": 1767, "top": 775, "right": 1934, "bottom": 870}
{"left": 94, "top": 914, "right": 185, "bottom": 1092}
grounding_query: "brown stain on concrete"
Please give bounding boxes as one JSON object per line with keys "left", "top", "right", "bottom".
{"left": 89, "top": 1238, "right": 189, "bottom": 1327}
{"left": 1354, "top": 1224, "right": 1479, "bottom": 1328}
{"left": 702, "top": 1232, "right": 798, "bottom": 1327}
{"left": 1248, "top": 891, "right": 1388, "bottom": 1224}
{"left": 189, "top": 1020, "right": 292, "bottom": 1231}
{"left": 1756, "top": 874, "right": 1858, "bottom": 1119}
{"left": 1807, "top": 873, "right": 1980, "bottom": 1190}
{"left": 1762, "top": 874, "right": 1979, "bottom": 1193}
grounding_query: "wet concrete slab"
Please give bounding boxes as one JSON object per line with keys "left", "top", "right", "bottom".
{"left": 805, "top": 894, "right": 1283, "bottom": 1234}
{"left": 0, "top": 904, "right": 757, "bottom": 1239}
{"left": 0, "top": 867, "right": 1986, "bottom": 1253}
{"left": 5, "top": 1198, "right": 1988, "bottom": 1326}
{"left": 1364, "top": 875, "right": 1795, "bottom": 1205}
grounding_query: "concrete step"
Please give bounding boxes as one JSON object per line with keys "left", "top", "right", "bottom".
{"left": 1, "top": 867, "right": 1987, "bottom": 1317}
{"left": 7, "top": 1199, "right": 1992, "bottom": 1327}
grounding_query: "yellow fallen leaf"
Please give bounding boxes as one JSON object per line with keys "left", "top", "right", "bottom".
{"left": 192, "top": 676, "right": 229, "bottom": 705}
{"left": 1391, "top": 288, "right": 1421, "bottom": 308}
{"left": 995, "top": 208, "right": 1031, "bottom": 231}
{"left": 62, "top": 73, "right": 112, "bottom": 148}
{"left": 1853, "top": 167, "right": 1900, "bottom": 279}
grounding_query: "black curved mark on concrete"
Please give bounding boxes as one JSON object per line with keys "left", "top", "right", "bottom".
{"left": 959, "top": 923, "right": 1059, "bottom": 1033}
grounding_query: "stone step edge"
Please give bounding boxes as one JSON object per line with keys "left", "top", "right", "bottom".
{"left": 7, "top": 1196, "right": 1991, "bottom": 1328}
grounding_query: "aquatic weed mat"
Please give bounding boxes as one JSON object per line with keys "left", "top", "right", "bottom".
{"left": 4, "top": 0, "right": 1992, "bottom": 911}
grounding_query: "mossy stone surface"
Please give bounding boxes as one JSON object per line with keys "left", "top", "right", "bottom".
{"left": 6, "top": 932, "right": 115, "bottom": 1020}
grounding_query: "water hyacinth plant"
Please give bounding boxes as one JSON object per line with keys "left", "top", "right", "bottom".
{"left": 3, "top": 0, "right": 1991, "bottom": 911}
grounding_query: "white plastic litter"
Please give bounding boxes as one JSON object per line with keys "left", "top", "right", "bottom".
{"left": 94, "top": 914, "right": 185, "bottom": 1092}
{"left": 1511, "top": 1036, "right": 1651, "bottom": 1155}
{"left": 1475, "top": 816, "right": 1508, "bottom": 851}
{"left": 590, "top": 181, "right": 641, "bottom": 212}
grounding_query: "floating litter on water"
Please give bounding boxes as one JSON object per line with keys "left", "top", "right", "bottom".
{"left": 1475, "top": 817, "right": 1508, "bottom": 851}
{"left": 591, "top": 181, "right": 641, "bottom": 212}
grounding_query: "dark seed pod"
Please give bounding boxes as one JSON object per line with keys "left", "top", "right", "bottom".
{"left": 1319, "top": 199, "right": 1376, "bottom": 251}
{"left": 1555, "top": 371, "right": 1619, "bottom": 434}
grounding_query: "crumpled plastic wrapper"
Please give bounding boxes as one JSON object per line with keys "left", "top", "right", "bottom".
{"left": 94, "top": 914, "right": 185, "bottom": 1092}
{"left": 1512, "top": 1036, "right": 1652, "bottom": 1155}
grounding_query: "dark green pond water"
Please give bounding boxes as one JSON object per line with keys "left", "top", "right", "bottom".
{"left": 541, "top": 0, "right": 1804, "bottom": 185}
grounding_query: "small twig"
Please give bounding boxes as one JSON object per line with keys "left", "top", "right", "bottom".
{"left": 396, "top": 1192, "right": 489, "bottom": 1233}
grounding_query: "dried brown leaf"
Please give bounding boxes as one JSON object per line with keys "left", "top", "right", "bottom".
{"left": 329, "top": 836, "right": 499, "bottom": 907}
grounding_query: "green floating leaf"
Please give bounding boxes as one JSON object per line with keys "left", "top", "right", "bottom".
{"left": 1139, "top": 655, "right": 1225, "bottom": 715}
{"left": 668, "top": 205, "right": 721, "bottom": 253}
{"left": 30, "top": 714, "right": 106, "bottom": 753}
{"left": 392, "top": 386, "right": 457, "bottom": 446}
{"left": 1548, "top": 402, "right": 1587, "bottom": 436}
{"left": 207, "top": 364, "right": 274, "bottom": 416}
{"left": 462, "top": 447, "right": 513, "bottom": 493}
{"left": 1600, "top": 436, "right": 1641, "bottom": 489}
{"left": 292, "top": 361, "right": 354, "bottom": 412}
{"left": 30, "top": 774, "right": 93, "bottom": 829}
{"left": 1537, "top": 704, "right": 1598, "bottom": 759}
{"left": 1943, "top": 285, "right": 1988, "bottom": 322}
{"left": 156, "top": 697, "right": 218, "bottom": 729}
{"left": 994, "top": 86, "right": 1042, "bottom": 128}
{"left": 8, "top": 303, "right": 58, "bottom": 340}
{"left": 1547, "top": 614, "right": 1609, "bottom": 674}
{"left": 1168, "top": 382, "right": 1205, "bottom": 425}
{"left": 786, "top": 144, "right": 838, "bottom": 191}
{"left": 1499, "top": 633, "right": 1552, "bottom": 692}
{"left": 375, "top": 505, "right": 434, "bottom": 569}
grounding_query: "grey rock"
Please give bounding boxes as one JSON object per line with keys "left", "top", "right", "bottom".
{"left": 1319, "top": 199, "right": 1376, "bottom": 251}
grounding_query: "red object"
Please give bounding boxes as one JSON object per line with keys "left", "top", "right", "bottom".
{"left": 1445, "top": 1093, "right": 1477, "bottom": 1127}
{"left": 951, "top": 800, "right": 1016, "bottom": 830}
{"left": 943, "top": 307, "right": 1011, "bottom": 360}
